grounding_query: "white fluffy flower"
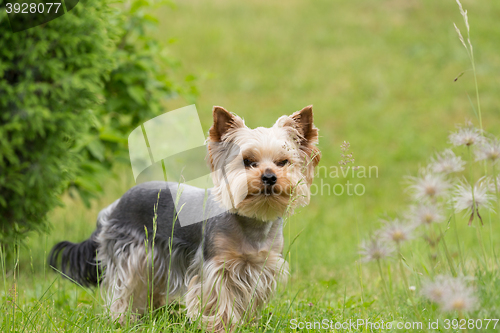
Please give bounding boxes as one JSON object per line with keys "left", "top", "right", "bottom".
{"left": 421, "top": 275, "right": 449, "bottom": 303}
{"left": 407, "top": 170, "right": 451, "bottom": 200}
{"left": 475, "top": 138, "right": 500, "bottom": 163}
{"left": 408, "top": 203, "right": 445, "bottom": 225}
{"left": 449, "top": 122, "right": 484, "bottom": 147}
{"left": 430, "top": 149, "right": 465, "bottom": 174}
{"left": 359, "top": 238, "right": 394, "bottom": 262}
{"left": 489, "top": 175, "right": 500, "bottom": 194}
{"left": 377, "top": 218, "right": 415, "bottom": 244}
{"left": 452, "top": 178, "right": 494, "bottom": 215}
{"left": 422, "top": 275, "right": 478, "bottom": 313}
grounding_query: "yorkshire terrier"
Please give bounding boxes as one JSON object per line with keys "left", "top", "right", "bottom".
{"left": 49, "top": 105, "right": 321, "bottom": 332}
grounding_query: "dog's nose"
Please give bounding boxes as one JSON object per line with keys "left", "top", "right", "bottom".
{"left": 262, "top": 171, "right": 277, "bottom": 186}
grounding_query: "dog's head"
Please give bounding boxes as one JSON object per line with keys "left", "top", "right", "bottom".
{"left": 207, "top": 106, "right": 321, "bottom": 221}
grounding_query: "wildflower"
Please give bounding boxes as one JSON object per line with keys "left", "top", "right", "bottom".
{"left": 449, "top": 121, "right": 484, "bottom": 147}
{"left": 422, "top": 275, "right": 477, "bottom": 313}
{"left": 359, "top": 238, "right": 394, "bottom": 262}
{"left": 406, "top": 170, "right": 450, "bottom": 200}
{"left": 407, "top": 203, "right": 445, "bottom": 226}
{"left": 488, "top": 175, "right": 500, "bottom": 194}
{"left": 442, "top": 287, "right": 478, "bottom": 312}
{"left": 409, "top": 286, "right": 416, "bottom": 292}
{"left": 430, "top": 149, "right": 465, "bottom": 174}
{"left": 475, "top": 138, "right": 500, "bottom": 163}
{"left": 452, "top": 178, "right": 494, "bottom": 225}
{"left": 421, "top": 276, "right": 448, "bottom": 303}
{"left": 377, "top": 218, "right": 415, "bottom": 244}
{"left": 339, "top": 141, "right": 358, "bottom": 170}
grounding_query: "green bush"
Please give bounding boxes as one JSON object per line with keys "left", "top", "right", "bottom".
{"left": 0, "top": 0, "right": 194, "bottom": 247}
{"left": 70, "top": 0, "right": 197, "bottom": 206}
{"left": 0, "top": 0, "right": 116, "bottom": 246}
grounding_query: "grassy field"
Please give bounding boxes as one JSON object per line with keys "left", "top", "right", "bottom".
{"left": 3, "top": 0, "right": 500, "bottom": 331}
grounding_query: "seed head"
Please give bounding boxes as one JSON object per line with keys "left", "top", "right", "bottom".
{"left": 449, "top": 121, "right": 484, "bottom": 147}
{"left": 378, "top": 218, "right": 415, "bottom": 244}
{"left": 407, "top": 203, "right": 445, "bottom": 226}
{"left": 475, "top": 138, "right": 500, "bottom": 163}
{"left": 422, "top": 275, "right": 478, "bottom": 313}
{"left": 430, "top": 149, "right": 465, "bottom": 174}
{"left": 421, "top": 275, "right": 448, "bottom": 303}
{"left": 339, "top": 141, "right": 358, "bottom": 170}
{"left": 452, "top": 177, "right": 494, "bottom": 215}
{"left": 406, "top": 170, "right": 450, "bottom": 200}
{"left": 489, "top": 175, "right": 500, "bottom": 194}
{"left": 359, "top": 238, "right": 394, "bottom": 262}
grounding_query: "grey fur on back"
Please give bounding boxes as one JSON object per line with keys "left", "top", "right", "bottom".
{"left": 102, "top": 181, "right": 282, "bottom": 261}
{"left": 106, "top": 181, "right": 215, "bottom": 250}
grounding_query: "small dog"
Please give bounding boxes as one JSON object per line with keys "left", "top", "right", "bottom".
{"left": 49, "top": 106, "right": 320, "bottom": 331}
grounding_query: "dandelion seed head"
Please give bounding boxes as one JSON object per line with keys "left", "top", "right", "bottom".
{"left": 488, "top": 175, "right": 500, "bottom": 194}
{"left": 426, "top": 287, "right": 445, "bottom": 303}
{"left": 422, "top": 275, "right": 477, "bottom": 312}
{"left": 430, "top": 149, "right": 465, "bottom": 174}
{"left": 359, "top": 238, "right": 394, "bottom": 262}
{"left": 452, "top": 178, "right": 494, "bottom": 214}
{"left": 407, "top": 170, "right": 450, "bottom": 200}
{"left": 408, "top": 203, "right": 445, "bottom": 226}
{"left": 449, "top": 122, "right": 484, "bottom": 147}
{"left": 475, "top": 138, "right": 500, "bottom": 163}
{"left": 378, "top": 218, "right": 415, "bottom": 244}
{"left": 422, "top": 276, "right": 448, "bottom": 303}
{"left": 442, "top": 280, "right": 477, "bottom": 312}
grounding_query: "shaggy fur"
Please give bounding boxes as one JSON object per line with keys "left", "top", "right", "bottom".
{"left": 49, "top": 106, "right": 320, "bottom": 332}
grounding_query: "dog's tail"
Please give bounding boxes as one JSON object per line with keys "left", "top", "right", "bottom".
{"left": 48, "top": 199, "right": 120, "bottom": 287}
{"left": 48, "top": 234, "right": 101, "bottom": 287}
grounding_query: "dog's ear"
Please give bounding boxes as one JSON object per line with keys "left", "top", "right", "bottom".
{"left": 292, "top": 105, "right": 321, "bottom": 167}
{"left": 290, "top": 105, "right": 318, "bottom": 147}
{"left": 280, "top": 105, "right": 321, "bottom": 184}
{"left": 209, "top": 106, "right": 245, "bottom": 142}
{"left": 290, "top": 105, "right": 321, "bottom": 185}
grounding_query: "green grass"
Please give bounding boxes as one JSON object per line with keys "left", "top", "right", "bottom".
{"left": 3, "top": 0, "right": 500, "bottom": 331}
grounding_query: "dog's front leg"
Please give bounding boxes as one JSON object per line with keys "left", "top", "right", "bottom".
{"left": 185, "top": 257, "right": 251, "bottom": 332}
{"left": 185, "top": 253, "right": 289, "bottom": 332}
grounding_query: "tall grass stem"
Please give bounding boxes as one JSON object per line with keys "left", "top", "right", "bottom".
{"left": 376, "top": 259, "right": 395, "bottom": 317}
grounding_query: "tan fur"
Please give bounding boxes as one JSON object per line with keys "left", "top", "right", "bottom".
{"left": 207, "top": 106, "right": 320, "bottom": 222}
{"left": 185, "top": 233, "right": 288, "bottom": 332}
{"left": 97, "top": 241, "right": 170, "bottom": 323}
{"left": 281, "top": 105, "right": 321, "bottom": 185}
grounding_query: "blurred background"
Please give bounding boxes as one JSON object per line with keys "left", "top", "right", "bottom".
{"left": 2, "top": 0, "right": 500, "bottom": 328}
{"left": 7, "top": 0, "right": 500, "bottom": 282}
{"left": 155, "top": 0, "right": 500, "bottom": 276}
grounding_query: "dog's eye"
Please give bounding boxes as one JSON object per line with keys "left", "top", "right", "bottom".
{"left": 244, "top": 159, "right": 257, "bottom": 168}
{"left": 276, "top": 159, "right": 289, "bottom": 167}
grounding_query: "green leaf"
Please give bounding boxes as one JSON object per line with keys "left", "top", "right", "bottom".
{"left": 126, "top": 85, "right": 146, "bottom": 104}
{"left": 86, "top": 139, "right": 106, "bottom": 162}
